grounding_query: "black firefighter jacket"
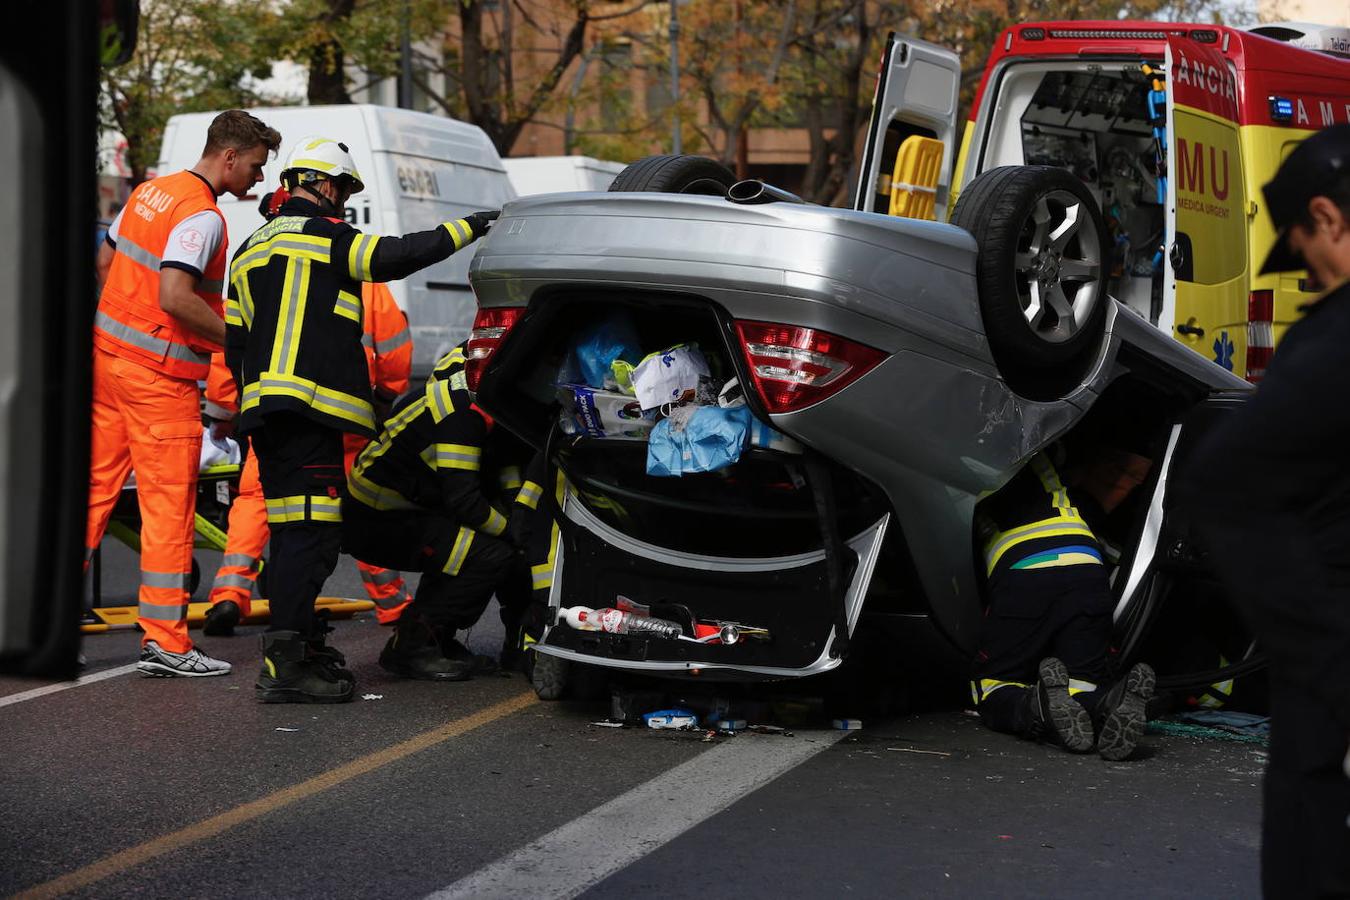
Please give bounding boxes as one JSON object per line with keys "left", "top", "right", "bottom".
{"left": 1184, "top": 280, "right": 1350, "bottom": 727}
{"left": 225, "top": 196, "right": 480, "bottom": 437}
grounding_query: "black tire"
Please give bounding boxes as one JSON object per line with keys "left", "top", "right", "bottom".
{"left": 608, "top": 154, "right": 737, "bottom": 196}
{"left": 530, "top": 650, "right": 569, "bottom": 701}
{"left": 950, "top": 166, "right": 1109, "bottom": 371}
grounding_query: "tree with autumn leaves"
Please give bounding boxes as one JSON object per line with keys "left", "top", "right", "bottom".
{"left": 104, "top": 0, "right": 1245, "bottom": 198}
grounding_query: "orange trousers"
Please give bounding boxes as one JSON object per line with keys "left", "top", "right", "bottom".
{"left": 208, "top": 432, "right": 412, "bottom": 624}
{"left": 86, "top": 347, "right": 201, "bottom": 653}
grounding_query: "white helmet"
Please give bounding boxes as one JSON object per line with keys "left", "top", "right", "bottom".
{"left": 281, "top": 135, "right": 364, "bottom": 194}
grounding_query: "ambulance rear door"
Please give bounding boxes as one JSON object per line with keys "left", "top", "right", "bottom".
{"left": 853, "top": 33, "right": 961, "bottom": 222}
{"left": 1162, "top": 36, "right": 1250, "bottom": 374}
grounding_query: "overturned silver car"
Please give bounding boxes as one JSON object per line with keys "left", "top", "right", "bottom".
{"left": 468, "top": 152, "right": 1257, "bottom": 700}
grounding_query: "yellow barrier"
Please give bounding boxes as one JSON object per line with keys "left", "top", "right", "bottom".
{"left": 888, "top": 135, "right": 945, "bottom": 221}
{"left": 80, "top": 597, "right": 375, "bottom": 634}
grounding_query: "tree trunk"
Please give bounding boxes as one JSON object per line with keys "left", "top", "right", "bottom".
{"left": 307, "top": 0, "right": 356, "bottom": 105}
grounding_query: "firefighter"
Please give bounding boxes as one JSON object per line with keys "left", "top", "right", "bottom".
{"left": 226, "top": 136, "right": 498, "bottom": 703}
{"left": 971, "top": 447, "right": 1156, "bottom": 761}
{"left": 202, "top": 189, "right": 414, "bottom": 636}
{"left": 341, "top": 346, "right": 524, "bottom": 680}
{"left": 1185, "top": 124, "right": 1350, "bottom": 898}
{"left": 87, "top": 110, "right": 280, "bottom": 677}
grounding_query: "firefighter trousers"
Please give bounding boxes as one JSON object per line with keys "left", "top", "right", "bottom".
{"left": 341, "top": 502, "right": 517, "bottom": 630}
{"left": 972, "top": 565, "right": 1113, "bottom": 736}
{"left": 208, "top": 435, "right": 411, "bottom": 622}
{"left": 85, "top": 347, "right": 201, "bottom": 653}
{"left": 249, "top": 413, "right": 345, "bottom": 636}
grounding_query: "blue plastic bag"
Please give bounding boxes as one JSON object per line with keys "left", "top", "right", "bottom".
{"left": 646, "top": 405, "right": 754, "bottom": 477}
{"left": 569, "top": 313, "right": 641, "bottom": 389}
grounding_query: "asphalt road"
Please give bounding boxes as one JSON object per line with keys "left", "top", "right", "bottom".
{"left": 0, "top": 541, "right": 1264, "bottom": 898}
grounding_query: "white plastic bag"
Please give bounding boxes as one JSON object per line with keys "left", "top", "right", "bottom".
{"left": 199, "top": 427, "right": 241, "bottom": 470}
{"left": 631, "top": 344, "right": 711, "bottom": 412}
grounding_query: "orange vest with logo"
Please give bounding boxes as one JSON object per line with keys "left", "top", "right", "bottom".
{"left": 95, "top": 170, "right": 227, "bottom": 380}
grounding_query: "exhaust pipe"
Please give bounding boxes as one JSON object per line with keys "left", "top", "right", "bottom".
{"left": 727, "top": 179, "right": 807, "bottom": 205}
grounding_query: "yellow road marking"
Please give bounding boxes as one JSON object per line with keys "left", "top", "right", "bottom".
{"left": 10, "top": 691, "right": 536, "bottom": 900}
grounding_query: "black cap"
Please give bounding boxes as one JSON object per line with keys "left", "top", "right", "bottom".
{"left": 1260, "top": 124, "right": 1350, "bottom": 274}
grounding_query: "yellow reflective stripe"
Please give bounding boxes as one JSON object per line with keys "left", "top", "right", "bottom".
{"left": 348, "top": 234, "right": 380, "bottom": 281}
{"left": 442, "top": 220, "right": 470, "bottom": 251}
{"left": 334, "top": 289, "right": 361, "bottom": 323}
{"left": 983, "top": 517, "right": 1096, "bottom": 575}
{"left": 1029, "top": 453, "right": 1072, "bottom": 513}
{"left": 443, "top": 526, "right": 475, "bottom": 575}
{"left": 425, "top": 378, "right": 455, "bottom": 422}
{"left": 530, "top": 521, "right": 560, "bottom": 591}
{"left": 311, "top": 495, "right": 342, "bottom": 522}
{"left": 265, "top": 495, "right": 309, "bottom": 524}
{"left": 346, "top": 469, "right": 417, "bottom": 511}
{"left": 432, "top": 347, "right": 467, "bottom": 377}
{"left": 516, "top": 481, "right": 542, "bottom": 511}
{"left": 225, "top": 298, "right": 244, "bottom": 327}
{"left": 499, "top": 466, "right": 523, "bottom": 492}
{"left": 233, "top": 233, "right": 331, "bottom": 273}
{"left": 269, "top": 257, "right": 311, "bottom": 375}
{"left": 432, "top": 443, "right": 480, "bottom": 471}
{"left": 971, "top": 677, "right": 1030, "bottom": 704}
{"left": 481, "top": 507, "right": 507, "bottom": 537}
{"left": 350, "top": 397, "right": 428, "bottom": 487}
{"left": 241, "top": 372, "right": 374, "bottom": 431}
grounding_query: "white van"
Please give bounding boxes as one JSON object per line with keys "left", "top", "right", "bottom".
{"left": 157, "top": 104, "right": 517, "bottom": 377}
{"left": 503, "top": 155, "right": 625, "bottom": 196}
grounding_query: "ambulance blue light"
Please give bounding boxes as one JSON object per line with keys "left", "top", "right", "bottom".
{"left": 1269, "top": 96, "right": 1294, "bottom": 122}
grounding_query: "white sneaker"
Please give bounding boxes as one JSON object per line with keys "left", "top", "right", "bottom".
{"left": 138, "top": 641, "right": 232, "bottom": 678}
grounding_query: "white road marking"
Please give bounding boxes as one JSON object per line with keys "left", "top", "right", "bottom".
{"left": 427, "top": 729, "right": 846, "bottom": 900}
{"left": 0, "top": 663, "right": 139, "bottom": 709}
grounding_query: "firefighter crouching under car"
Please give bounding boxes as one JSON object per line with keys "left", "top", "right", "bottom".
{"left": 341, "top": 345, "right": 533, "bottom": 681}
{"left": 971, "top": 446, "right": 1156, "bottom": 761}
{"left": 225, "top": 134, "right": 498, "bottom": 704}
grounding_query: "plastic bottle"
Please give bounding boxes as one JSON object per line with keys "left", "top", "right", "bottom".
{"left": 559, "top": 606, "right": 682, "bottom": 639}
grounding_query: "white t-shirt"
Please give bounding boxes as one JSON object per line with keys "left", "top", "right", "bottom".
{"left": 106, "top": 206, "right": 225, "bottom": 280}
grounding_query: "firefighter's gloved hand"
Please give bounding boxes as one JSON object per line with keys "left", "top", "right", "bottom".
{"left": 372, "top": 389, "right": 397, "bottom": 429}
{"left": 464, "top": 210, "right": 501, "bottom": 239}
{"left": 506, "top": 506, "right": 532, "bottom": 552}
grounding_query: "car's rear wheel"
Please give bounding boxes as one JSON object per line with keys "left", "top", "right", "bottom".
{"left": 951, "top": 165, "right": 1109, "bottom": 372}
{"left": 609, "top": 154, "right": 737, "bottom": 196}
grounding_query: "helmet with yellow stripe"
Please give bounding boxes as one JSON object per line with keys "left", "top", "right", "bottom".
{"left": 280, "top": 135, "right": 365, "bottom": 194}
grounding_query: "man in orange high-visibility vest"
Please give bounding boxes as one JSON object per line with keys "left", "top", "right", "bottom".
{"left": 88, "top": 110, "right": 280, "bottom": 677}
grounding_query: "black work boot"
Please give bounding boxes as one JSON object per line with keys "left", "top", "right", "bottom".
{"left": 308, "top": 610, "right": 355, "bottom": 685}
{"left": 379, "top": 617, "right": 473, "bottom": 681}
{"left": 204, "top": 599, "right": 242, "bottom": 637}
{"left": 1030, "top": 658, "right": 1095, "bottom": 753}
{"left": 442, "top": 632, "right": 499, "bottom": 676}
{"left": 256, "top": 631, "right": 356, "bottom": 704}
{"left": 1096, "top": 662, "right": 1156, "bottom": 761}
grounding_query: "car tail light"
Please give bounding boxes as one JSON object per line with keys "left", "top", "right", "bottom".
{"left": 465, "top": 306, "right": 524, "bottom": 391}
{"left": 1246, "top": 290, "right": 1274, "bottom": 383}
{"left": 734, "top": 320, "right": 886, "bottom": 414}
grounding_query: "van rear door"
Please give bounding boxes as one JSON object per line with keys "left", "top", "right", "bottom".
{"left": 853, "top": 33, "right": 961, "bottom": 222}
{"left": 1162, "top": 36, "right": 1250, "bottom": 374}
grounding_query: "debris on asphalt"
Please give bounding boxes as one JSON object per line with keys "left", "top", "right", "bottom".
{"left": 887, "top": 746, "right": 953, "bottom": 757}
{"left": 590, "top": 721, "right": 625, "bottom": 728}
{"left": 715, "top": 719, "right": 747, "bottom": 732}
{"left": 274, "top": 727, "right": 299, "bottom": 732}
{"left": 1147, "top": 719, "right": 1268, "bottom": 745}
{"left": 747, "top": 724, "right": 794, "bottom": 737}
{"left": 832, "top": 718, "right": 863, "bottom": 731}
{"left": 644, "top": 708, "right": 700, "bottom": 730}
{"left": 361, "top": 694, "right": 384, "bottom": 701}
